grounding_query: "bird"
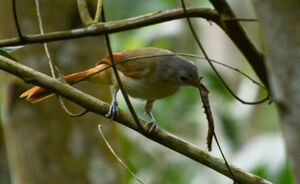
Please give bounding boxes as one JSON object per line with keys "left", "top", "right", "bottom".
{"left": 20, "top": 47, "right": 204, "bottom": 133}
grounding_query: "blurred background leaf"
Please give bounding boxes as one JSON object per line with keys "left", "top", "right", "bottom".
{"left": 0, "top": 47, "right": 19, "bottom": 62}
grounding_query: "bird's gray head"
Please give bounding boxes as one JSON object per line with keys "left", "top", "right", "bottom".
{"left": 177, "top": 57, "right": 200, "bottom": 87}
{"left": 162, "top": 55, "right": 200, "bottom": 87}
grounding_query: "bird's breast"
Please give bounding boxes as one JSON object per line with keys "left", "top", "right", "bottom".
{"left": 116, "top": 72, "right": 180, "bottom": 100}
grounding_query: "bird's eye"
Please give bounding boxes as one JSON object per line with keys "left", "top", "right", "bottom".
{"left": 180, "top": 76, "right": 188, "bottom": 82}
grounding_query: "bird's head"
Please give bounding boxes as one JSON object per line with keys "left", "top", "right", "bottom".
{"left": 175, "top": 56, "right": 201, "bottom": 88}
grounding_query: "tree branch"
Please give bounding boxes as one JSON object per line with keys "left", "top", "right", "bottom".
{"left": 12, "top": 0, "right": 23, "bottom": 39}
{"left": 3, "top": 4, "right": 268, "bottom": 90}
{"left": 1, "top": 5, "right": 268, "bottom": 90}
{"left": 100, "top": 4, "right": 145, "bottom": 131}
{"left": 76, "top": 0, "right": 94, "bottom": 25}
{"left": 209, "top": 0, "right": 269, "bottom": 89}
{"left": 0, "top": 55, "right": 271, "bottom": 184}
{"left": 0, "top": 8, "right": 219, "bottom": 47}
{"left": 94, "top": 0, "right": 103, "bottom": 23}
{"left": 2, "top": 4, "right": 268, "bottom": 88}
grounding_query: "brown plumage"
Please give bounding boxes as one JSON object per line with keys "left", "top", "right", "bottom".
{"left": 20, "top": 47, "right": 215, "bottom": 150}
{"left": 20, "top": 47, "right": 173, "bottom": 103}
{"left": 20, "top": 59, "right": 112, "bottom": 103}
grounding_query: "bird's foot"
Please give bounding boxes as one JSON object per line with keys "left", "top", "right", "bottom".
{"left": 105, "top": 101, "right": 118, "bottom": 120}
{"left": 144, "top": 121, "right": 158, "bottom": 134}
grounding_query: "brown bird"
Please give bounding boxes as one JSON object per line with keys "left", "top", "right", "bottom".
{"left": 20, "top": 47, "right": 203, "bottom": 132}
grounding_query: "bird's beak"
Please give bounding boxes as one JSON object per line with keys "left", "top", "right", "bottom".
{"left": 192, "top": 77, "right": 203, "bottom": 88}
{"left": 195, "top": 77, "right": 213, "bottom": 151}
{"left": 195, "top": 77, "right": 210, "bottom": 95}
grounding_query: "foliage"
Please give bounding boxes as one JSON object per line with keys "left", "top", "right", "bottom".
{"left": 0, "top": 48, "right": 18, "bottom": 62}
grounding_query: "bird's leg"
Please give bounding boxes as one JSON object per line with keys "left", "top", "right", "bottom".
{"left": 144, "top": 100, "right": 158, "bottom": 133}
{"left": 105, "top": 88, "right": 119, "bottom": 120}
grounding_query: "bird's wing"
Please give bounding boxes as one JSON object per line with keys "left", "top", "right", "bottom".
{"left": 97, "top": 48, "right": 170, "bottom": 79}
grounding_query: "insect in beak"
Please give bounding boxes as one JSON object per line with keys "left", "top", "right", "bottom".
{"left": 197, "top": 77, "right": 214, "bottom": 151}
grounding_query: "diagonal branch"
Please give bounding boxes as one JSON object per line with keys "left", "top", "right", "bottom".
{"left": 76, "top": 0, "right": 94, "bottom": 25}
{"left": 98, "top": 124, "right": 144, "bottom": 184}
{"left": 101, "top": 4, "right": 145, "bottom": 131}
{"left": 76, "top": 0, "right": 144, "bottom": 130}
{"left": 209, "top": 0, "right": 269, "bottom": 89}
{"left": 94, "top": 0, "right": 103, "bottom": 22}
{"left": 180, "top": 1, "right": 269, "bottom": 106}
{"left": 12, "top": 0, "right": 24, "bottom": 39}
{"left": 0, "top": 55, "right": 271, "bottom": 184}
{"left": 35, "top": 0, "right": 88, "bottom": 117}
{"left": 181, "top": 0, "right": 236, "bottom": 182}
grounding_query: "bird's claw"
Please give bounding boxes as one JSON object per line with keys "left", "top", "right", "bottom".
{"left": 105, "top": 102, "right": 118, "bottom": 120}
{"left": 144, "top": 121, "right": 158, "bottom": 134}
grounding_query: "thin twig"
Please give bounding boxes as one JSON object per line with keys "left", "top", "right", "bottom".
{"left": 224, "top": 18, "right": 257, "bottom": 22}
{"left": 0, "top": 55, "right": 273, "bottom": 184}
{"left": 68, "top": 54, "right": 266, "bottom": 91}
{"left": 94, "top": 0, "right": 103, "bottom": 23}
{"left": 34, "top": 0, "right": 56, "bottom": 78}
{"left": 12, "top": 0, "right": 23, "bottom": 39}
{"left": 181, "top": 0, "right": 237, "bottom": 183}
{"left": 177, "top": 53, "right": 265, "bottom": 88}
{"left": 101, "top": 4, "right": 145, "bottom": 132}
{"left": 208, "top": 0, "right": 269, "bottom": 89}
{"left": 76, "top": 0, "right": 94, "bottom": 25}
{"left": 35, "top": 0, "right": 88, "bottom": 117}
{"left": 56, "top": 67, "right": 89, "bottom": 117}
{"left": 98, "top": 124, "right": 144, "bottom": 184}
{"left": 181, "top": 3, "right": 269, "bottom": 105}
{"left": 58, "top": 96, "right": 89, "bottom": 117}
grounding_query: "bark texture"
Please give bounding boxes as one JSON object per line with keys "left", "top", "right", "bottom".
{"left": 0, "top": 1, "right": 124, "bottom": 184}
{"left": 253, "top": 1, "right": 300, "bottom": 183}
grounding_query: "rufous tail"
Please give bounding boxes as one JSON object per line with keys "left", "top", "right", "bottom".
{"left": 20, "top": 63, "right": 112, "bottom": 103}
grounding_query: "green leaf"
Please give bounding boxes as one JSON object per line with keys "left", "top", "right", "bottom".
{"left": 279, "top": 161, "right": 294, "bottom": 184}
{"left": 0, "top": 48, "right": 19, "bottom": 62}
